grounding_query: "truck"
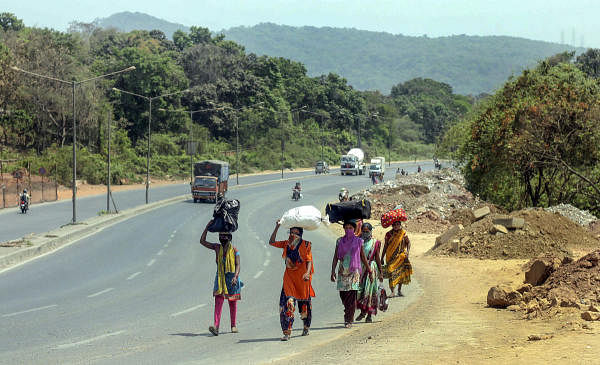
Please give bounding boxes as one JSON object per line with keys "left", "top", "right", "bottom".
{"left": 340, "top": 148, "right": 366, "bottom": 176}
{"left": 368, "top": 156, "right": 386, "bottom": 179}
{"left": 191, "top": 160, "right": 229, "bottom": 203}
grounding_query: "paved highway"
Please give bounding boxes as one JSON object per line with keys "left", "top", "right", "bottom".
{"left": 0, "top": 162, "right": 431, "bottom": 364}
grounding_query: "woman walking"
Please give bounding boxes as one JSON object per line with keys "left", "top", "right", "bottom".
{"left": 382, "top": 220, "right": 412, "bottom": 297}
{"left": 200, "top": 221, "right": 243, "bottom": 336}
{"left": 269, "top": 220, "right": 315, "bottom": 341}
{"left": 330, "top": 220, "right": 370, "bottom": 328}
{"left": 355, "top": 223, "right": 384, "bottom": 322}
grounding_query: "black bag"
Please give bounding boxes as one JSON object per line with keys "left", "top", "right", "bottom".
{"left": 326, "top": 199, "right": 371, "bottom": 223}
{"left": 207, "top": 198, "right": 240, "bottom": 232}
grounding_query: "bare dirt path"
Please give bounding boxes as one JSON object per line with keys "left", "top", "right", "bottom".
{"left": 271, "top": 231, "right": 600, "bottom": 364}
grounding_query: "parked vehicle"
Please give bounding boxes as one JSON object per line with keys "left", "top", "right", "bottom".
{"left": 315, "top": 161, "right": 329, "bottom": 174}
{"left": 340, "top": 148, "right": 366, "bottom": 175}
{"left": 191, "top": 160, "right": 229, "bottom": 203}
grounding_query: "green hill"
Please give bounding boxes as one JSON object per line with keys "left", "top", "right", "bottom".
{"left": 95, "top": 13, "right": 580, "bottom": 95}
{"left": 222, "top": 23, "right": 580, "bottom": 95}
{"left": 95, "top": 11, "right": 189, "bottom": 36}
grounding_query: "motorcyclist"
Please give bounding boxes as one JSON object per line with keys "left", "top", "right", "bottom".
{"left": 338, "top": 187, "right": 349, "bottom": 202}
{"left": 292, "top": 182, "right": 302, "bottom": 200}
{"left": 20, "top": 189, "right": 30, "bottom": 205}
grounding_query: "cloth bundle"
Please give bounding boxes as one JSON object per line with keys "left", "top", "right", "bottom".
{"left": 207, "top": 198, "right": 241, "bottom": 232}
{"left": 380, "top": 208, "right": 407, "bottom": 228}
{"left": 279, "top": 205, "right": 323, "bottom": 231}
{"left": 325, "top": 199, "right": 371, "bottom": 223}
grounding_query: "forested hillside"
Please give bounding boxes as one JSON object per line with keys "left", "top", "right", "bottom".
{"left": 2, "top": 13, "right": 472, "bottom": 185}
{"left": 223, "top": 23, "right": 580, "bottom": 95}
{"left": 95, "top": 12, "right": 579, "bottom": 95}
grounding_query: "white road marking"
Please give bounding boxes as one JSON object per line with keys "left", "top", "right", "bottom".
{"left": 127, "top": 272, "right": 141, "bottom": 280}
{"left": 253, "top": 271, "right": 263, "bottom": 279}
{"left": 263, "top": 244, "right": 267, "bottom": 249}
{"left": 263, "top": 259, "right": 270, "bottom": 267}
{"left": 157, "top": 249, "right": 164, "bottom": 256}
{"left": 2, "top": 304, "right": 57, "bottom": 318}
{"left": 170, "top": 304, "right": 206, "bottom": 317}
{"left": 266, "top": 251, "right": 271, "bottom": 257}
{"left": 164, "top": 244, "right": 169, "bottom": 248}
{"left": 87, "top": 288, "right": 114, "bottom": 298}
{"left": 170, "top": 234, "right": 175, "bottom": 238}
{"left": 54, "top": 330, "right": 126, "bottom": 350}
{"left": 147, "top": 259, "right": 156, "bottom": 267}
{"left": 167, "top": 239, "right": 172, "bottom": 243}
{"left": 254, "top": 235, "right": 261, "bottom": 241}
{"left": 173, "top": 230, "right": 177, "bottom": 234}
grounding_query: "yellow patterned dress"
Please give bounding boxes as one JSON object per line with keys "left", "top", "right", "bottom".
{"left": 383, "top": 229, "right": 412, "bottom": 289}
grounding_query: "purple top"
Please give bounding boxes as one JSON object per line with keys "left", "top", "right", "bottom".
{"left": 337, "top": 229, "right": 363, "bottom": 273}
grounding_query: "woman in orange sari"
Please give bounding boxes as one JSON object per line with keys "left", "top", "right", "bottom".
{"left": 269, "top": 220, "right": 315, "bottom": 341}
{"left": 382, "top": 220, "right": 412, "bottom": 297}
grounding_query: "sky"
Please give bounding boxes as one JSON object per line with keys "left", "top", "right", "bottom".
{"left": 4, "top": 0, "right": 599, "bottom": 47}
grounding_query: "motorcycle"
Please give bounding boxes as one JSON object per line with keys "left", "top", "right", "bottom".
{"left": 20, "top": 197, "right": 28, "bottom": 214}
{"left": 292, "top": 188, "right": 302, "bottom": 201}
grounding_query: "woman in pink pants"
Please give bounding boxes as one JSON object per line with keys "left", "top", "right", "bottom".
{"left": 201, "top": 221, "right": 243, "bottom": 336}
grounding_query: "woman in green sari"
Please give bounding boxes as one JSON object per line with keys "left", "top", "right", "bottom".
{"left": 356, "top": 222, "right": 383, "bottom": 323}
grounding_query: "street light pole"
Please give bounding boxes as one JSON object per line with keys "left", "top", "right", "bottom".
{"left": 107, "top": 114, "right": 111, "bottom": 213}
{"left": 11, "top": 65, "right": 135, "bottom": 223}
{"left": 236, "top": 115, "right": 240, "bottom": 185}
{"left": 112, "top": 87, "right": 189, "bottom": 204}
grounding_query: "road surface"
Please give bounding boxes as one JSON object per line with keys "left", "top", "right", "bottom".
{"left": 0, "top": 162, "right": 432, "bottom": 364}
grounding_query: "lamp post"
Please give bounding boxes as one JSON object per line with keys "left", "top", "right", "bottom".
{"left": 11, "top": 65, "right": 135, "bottom": 223}
{"left": 276, "top": 106, "right": 306, "bottom": 179}
{"left": 159, "top": 105, "right": 222, "bottom": 185}
{"left": 161, "top": 101, "right": 263, "bottom": 186}
{"left": 299, "top": 108, "right": 328, "bottom": 162}
{"left": 112, "top": 87, "right": 189, "bottom": 204}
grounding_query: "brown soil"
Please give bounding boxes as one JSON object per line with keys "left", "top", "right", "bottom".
{"left": 521, "top": 250, "right": 600, "bottom": 318}
{"left": 432, "top": 208, "right": 600, "bottom": 259}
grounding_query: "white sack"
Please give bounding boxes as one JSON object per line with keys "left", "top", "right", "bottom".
{"left": 279, "top": 205, "right": 323, "bottom": 231}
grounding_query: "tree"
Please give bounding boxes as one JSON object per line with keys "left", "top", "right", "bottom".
{"left": 0, "top": 12, "right": 24, "bottom": 32}
{"left": 576, "top": 48, "right": 600, "bottom": 79}
{"left": 459, "top": 61, "right": 600, "bottom": 212}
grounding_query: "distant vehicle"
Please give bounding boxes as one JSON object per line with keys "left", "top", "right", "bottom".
{"left": 368, "top": 156, "right": 385, "bottom": 179}
{"left": 315, "top": 161, "right": 329, "bottom": 174}
{"left": 340, "top": 148, "right": 366, "bottom": 176}
{"left": 191, "top": 160, "right": 229, "bottom": 203}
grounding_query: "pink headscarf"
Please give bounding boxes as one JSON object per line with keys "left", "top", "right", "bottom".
{"left": 337, "top": 228, "right": 363, "bottom": 273}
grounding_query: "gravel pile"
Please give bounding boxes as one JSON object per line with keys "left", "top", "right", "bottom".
{"left": 544, "top": 204, "right": 598, "bottom": 226}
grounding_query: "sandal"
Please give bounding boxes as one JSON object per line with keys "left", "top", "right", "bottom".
{"left": 281, "top": 334, "right": 290, "bottom": 341}
{"left": 344, "top": 323, "right": 352, "bottom": 329}
{"left": 231, "top": 326, "right": 238, "bottom": 333}
{"left": 355, "top": 313, "right": 366, "bottom": 322}
{"left": 302, "top": 327, "right": 309, "bottom": 336}
{"left": 209, "top": 326, "right": 219, "bottom": 336}
{"left": 366, "top": 315, "right": 373, "bottom": 323}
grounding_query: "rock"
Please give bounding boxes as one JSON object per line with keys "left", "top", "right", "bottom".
{"left": 528, "top": 335, "right": 542, "bottom": 341}
{"left": 524, "top": 258, "right": 561, "bottom": 286}
{"left": 589, "top": 305, "right": 600, "bottom": 313}
{"left": 473, "top": 206, "right": 491, "bottom": 220}
{"left": 507, "top": 305, "right": 521, "bottom": 311}
{"left": 487, "top": 285, "right": 523, "bottom": 308}
{"left": 435, "top": 224, "right": 464, "bottom": 247}
{"left": 493, "top": 216, "right": 525, "bottom": 229}
{"left": 516, "top": 283, "right": 532, "bottom": 294}
{"left": 581, "top": 311, "right": 600, "bottom": 321}
{"left": 451, "top": 239, "right": 460, "bottom": 253}
{"left": 548, "top": 287, "right": 579, "bottom": 308}
{"left": 490, "top": 224, "right": 508, "bottom": 234}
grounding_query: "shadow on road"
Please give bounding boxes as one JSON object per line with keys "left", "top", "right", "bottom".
{"left": 170, "top": 332, "right": 212, "bottom": 337}
{"left": 237, "top": 337, "right": 282, "bottom": 343}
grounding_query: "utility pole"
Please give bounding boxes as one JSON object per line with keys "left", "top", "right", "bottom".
{"left": 107, "top": 114, "right": 111, "bottom": 213}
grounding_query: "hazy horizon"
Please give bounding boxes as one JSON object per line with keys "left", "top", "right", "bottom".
{"left": 3, "top": 0, "right": 599, "bottom": 48}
